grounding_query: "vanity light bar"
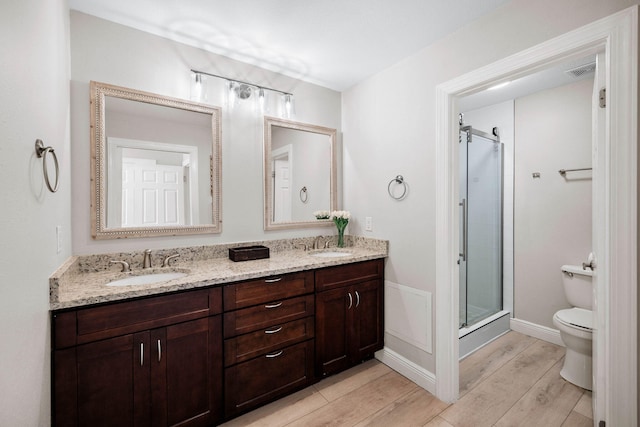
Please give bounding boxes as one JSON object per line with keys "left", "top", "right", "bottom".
{"left": 190, "top": 69, "right": 293, "bottom": 97}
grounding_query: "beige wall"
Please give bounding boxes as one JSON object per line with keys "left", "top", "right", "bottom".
{"left": 514, "top": 78, "right": 594, "bottom": 328}
{"left": 342, "top": 0, "right": 638, "bottom": 372}
{"left": 0, "top": 0, "right": 71, "bottom": 425}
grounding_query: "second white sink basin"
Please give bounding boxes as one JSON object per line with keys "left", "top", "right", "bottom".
{"left": 106, "top": 272, "right": 188, "bottom": 287}
{"left": 311, "top": 251, "right": 353, "bottom": 258}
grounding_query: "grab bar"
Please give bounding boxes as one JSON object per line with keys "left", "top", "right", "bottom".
{"left": 459, "top": 198, "right": 467, "bottom": 262}
{"left": 558, "top": 167, "right": 592, "bottom": 176}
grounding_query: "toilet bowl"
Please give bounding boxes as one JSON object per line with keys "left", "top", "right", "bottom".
{"left": 553, "top": 264, "right": 593, "bottom": 390}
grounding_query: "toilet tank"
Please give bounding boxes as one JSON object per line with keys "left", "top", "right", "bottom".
{"left": 561, "top": 264, "right": 593, "bottom": 309}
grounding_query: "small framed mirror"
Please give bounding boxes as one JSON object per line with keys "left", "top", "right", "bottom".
{"left": 264, "top": 116, "right": 337, "bottom": 230}
{"left": 90, "top": 81, "right": 222, "bottom": 239}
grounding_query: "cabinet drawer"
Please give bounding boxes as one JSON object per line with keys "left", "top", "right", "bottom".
{"left": 224, "top": 317, "right": 314, "bottom": 366}
{"left": 224, "top": 295, "right": 314, "bottom": 338}
{"left": 223, "top": 271, "right": 314, "bottom": 310}
{"left": 69, "top": 289, "right": 215, "bottom": 345}
{"left": 225, "top": 340, "right": 314, "bottom": 417}
{"left": 315, "top": 259, "right": 384, "bottom": 292}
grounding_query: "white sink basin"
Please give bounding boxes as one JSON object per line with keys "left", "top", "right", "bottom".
{"left": 311, "top": 251, "right": 353, "bottom": 258}
{"left": 106, "top": 272, "right": 188, "bottom": 287}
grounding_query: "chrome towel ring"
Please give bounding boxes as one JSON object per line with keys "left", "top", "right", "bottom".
{"left": 299, "top": 186, "right": 308, "bottom": 203}
{"left": 388, "top": 175, "right": 407, "bottom": 200}
{"left": 35, "top": 139, "right": 59, "bottom": 193}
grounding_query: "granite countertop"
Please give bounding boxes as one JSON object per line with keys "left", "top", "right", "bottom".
{"left": 50, "top": 236, "right": 388, "bottom": 311}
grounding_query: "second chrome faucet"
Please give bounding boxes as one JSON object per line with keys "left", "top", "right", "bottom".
{"left": 110, "top": 249, "right": 180, "bottom": 272}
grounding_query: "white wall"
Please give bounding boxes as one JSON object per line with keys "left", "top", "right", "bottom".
{"left": 342, "top": 0, "right": 638, "bottom": 373}
{"left": 514, "top": 78, "right": 593, "bottom": 328}
{"left": 0, "top": 0, "right": 71, "bottom": 425}
{"left": 70, "top": 11, "right": 342, "bottom": 255}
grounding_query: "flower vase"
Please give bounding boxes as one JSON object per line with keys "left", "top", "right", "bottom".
{"left": 335, "top": 221, "right": 347, "bottom": 248}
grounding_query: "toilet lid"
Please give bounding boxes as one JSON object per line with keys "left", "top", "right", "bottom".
{"left": 555, "top": 307, "right": 593, "bottom": 330}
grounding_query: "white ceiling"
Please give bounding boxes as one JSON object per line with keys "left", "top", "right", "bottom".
{"left": 459, "top": 54, "right": 597, "bottom": 112}
{"left": 69, "top": 0, "right": 512, "bottom": 91}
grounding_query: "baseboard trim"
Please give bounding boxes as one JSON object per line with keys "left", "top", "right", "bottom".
{"left": 510, "top": 318, "right": 564, "bottom": 347}
{"left": 375, "top": 347, "right": 436, "bottom": 395}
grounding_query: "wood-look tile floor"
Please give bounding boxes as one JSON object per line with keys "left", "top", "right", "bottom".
{"left": 220, "top": 332, "right": 593, "bottom": 427}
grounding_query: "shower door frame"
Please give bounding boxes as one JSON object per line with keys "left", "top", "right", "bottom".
{"left": 458, "top": 125, "right": 504, "bottom": 330}
{"left": 434, "top": 7, "right": 638, "bottom": 425}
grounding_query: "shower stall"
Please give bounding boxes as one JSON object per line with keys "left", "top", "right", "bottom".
{"left": 459, "top": 123, "right": 508, "bottom": 355}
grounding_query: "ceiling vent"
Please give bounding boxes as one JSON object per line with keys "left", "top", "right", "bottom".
{"left": 565, "top": 62, "right": 596, "bottom": 78}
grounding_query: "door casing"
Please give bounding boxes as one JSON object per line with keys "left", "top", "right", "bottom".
{"left": 435, "top": 6, "right": 638, "bottom": 425}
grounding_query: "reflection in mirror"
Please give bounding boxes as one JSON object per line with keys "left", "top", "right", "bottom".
{"left": 91, "top": 81, "right": 222, "bottom": 239}
{"left": 264, "top": 117, "right": 337, "bottom": 230}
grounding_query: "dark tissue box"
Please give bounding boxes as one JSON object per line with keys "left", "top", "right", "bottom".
{"left": 228, "top": 245, "right": 270, "bottom": 262}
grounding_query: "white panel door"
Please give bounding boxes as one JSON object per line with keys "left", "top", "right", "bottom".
{"left": 273, "top": 158, "right": 291, "bottom": 222}
{"left": 122, "top": 158, "right": 184, "bottom": 227}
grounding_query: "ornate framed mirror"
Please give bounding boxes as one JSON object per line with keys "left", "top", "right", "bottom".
{"left": 90, "top": 81, "right": 222, "bottom": 239}
{"left": 264, "top": 116, "right": 337, "bottom": 230}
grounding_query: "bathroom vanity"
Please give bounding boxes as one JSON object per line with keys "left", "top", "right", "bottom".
{"left": 50, "top": 239, "right": 386, "bottom": 426}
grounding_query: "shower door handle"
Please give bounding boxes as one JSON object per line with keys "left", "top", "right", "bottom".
{"left": 459, "top": 198, "right": 467, "bottom": 262}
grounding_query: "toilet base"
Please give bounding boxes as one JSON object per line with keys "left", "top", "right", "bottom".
{"left": 560, "top": 346, "right": 592, "bottom": 391}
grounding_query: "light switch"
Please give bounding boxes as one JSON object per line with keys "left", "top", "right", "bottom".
{"left": 365, "top": 216, "right": 373, "bottom": 232}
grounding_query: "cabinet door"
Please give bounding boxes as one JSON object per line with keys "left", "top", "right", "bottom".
{"left": 225, "top": 340, "right": 314, "bottom": 417}
{"left": 353, "top": 279, "right": 384, "bottom": 361}
{"left": 316, "top": 287, "right": 351, "bottom": 377}
{"left": 151, "top": 317, "right": 221, "bottom": 427}
{"left": 73, "top": 332, "right": 150, "bottom": 427}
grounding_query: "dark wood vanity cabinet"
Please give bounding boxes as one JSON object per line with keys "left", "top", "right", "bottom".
{"left": 52, "top": 288, "right": 223, "bottom": 427}
{"left": 222, "top": 271, "right": 316, "bottom": 418}
{"left": 52, "top": 258, "right": 385, "bottom": 425}
{"left": 315, "top": 259, "right": 384, "bottom": 377}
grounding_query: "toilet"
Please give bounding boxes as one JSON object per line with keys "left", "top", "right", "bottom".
{"left": 553, "top": 264, "right": 594, "bottom": 390}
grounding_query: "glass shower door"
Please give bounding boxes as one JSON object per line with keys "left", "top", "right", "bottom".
{"left": 459, "top": 127, "right": 503, "bottom": 328}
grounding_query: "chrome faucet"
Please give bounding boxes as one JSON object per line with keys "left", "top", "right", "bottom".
{"left": 142, "top": 249, "right": 153, "bottom": 269}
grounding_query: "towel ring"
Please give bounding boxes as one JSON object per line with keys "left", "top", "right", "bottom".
{"left": 299, "top": 186, "right": 308, "bottom": 203}
{"left": 388, "top": 175, "right": 407, "bottom": 200}
{"left": 35, "top": 139, "right": 59, "bottom": 193}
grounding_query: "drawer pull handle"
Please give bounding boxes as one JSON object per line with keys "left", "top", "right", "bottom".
{"left": 140, "top": 343, "right": 144, "bottom": 366}
{"left": 265, "top": 302, "right": 283, "bottom": 309}
{"left": 266, "top": 350, "right": 284, "bottom": 358}
{"left": 157, "top": 339, "right": 162, "bottom": 362}
{"left": 347, "top": 292, "right": 353, "bottom": 309}
{"left": 265, "top": 326, "right": 283, "bottom": 334}
{"left": 355, "top": 291, "right": 360, "bottom": 307}
{"left": 264, "top": 277, "right": 282, "bottom": 283}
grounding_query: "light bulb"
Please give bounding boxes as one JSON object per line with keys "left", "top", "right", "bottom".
{"left": 191, "top": 73, "right": 203, "bottom": 102}
{"left": 228, "top": 81, "right": 236, "bottom": 109}
{"left": 283, "top": 94, "right": 294, "bottom": 119}
{"left": 258, "top": 88, "right": 265, "bottom": 113}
